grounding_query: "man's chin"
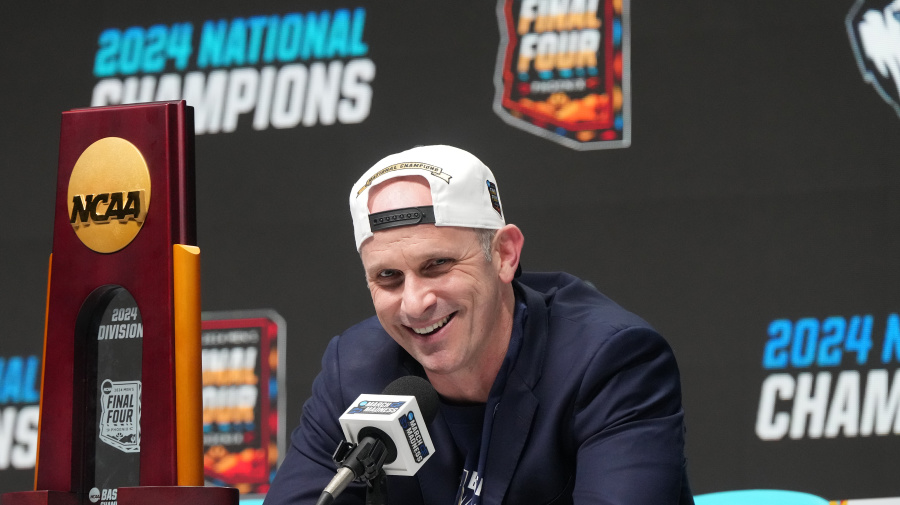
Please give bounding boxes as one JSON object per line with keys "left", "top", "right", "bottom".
{"left": 413, "top": 353, "right": 460, "bottom": 377}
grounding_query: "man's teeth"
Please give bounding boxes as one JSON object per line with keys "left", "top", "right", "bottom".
{"left": 413, "top": 315, "right": 450, "bottom": 335}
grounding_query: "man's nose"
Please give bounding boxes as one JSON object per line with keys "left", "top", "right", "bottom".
{"left": 400, "top": 275, "right": 437, "bottom": 319}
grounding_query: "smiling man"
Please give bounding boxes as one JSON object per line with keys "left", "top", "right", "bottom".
{"left": 264, "top": 145, "right": 694, "bottom": 505}
{"left": 361, "top": 173, "right": 522, "bottom": 403}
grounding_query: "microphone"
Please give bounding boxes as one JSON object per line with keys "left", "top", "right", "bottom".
{"left": 316, "top": 376, "right": 439, "bottom": 505}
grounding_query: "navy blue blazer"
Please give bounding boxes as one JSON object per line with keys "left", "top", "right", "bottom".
{"left": 264, "top": 272, "right": 693, "bottom": 505}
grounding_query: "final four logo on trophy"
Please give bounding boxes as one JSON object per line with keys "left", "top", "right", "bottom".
{"left": 67, "top": 137, "right": 151, "bottom": 253}
{"left": 99, "top": 379, "right": 142, "bottom": 453}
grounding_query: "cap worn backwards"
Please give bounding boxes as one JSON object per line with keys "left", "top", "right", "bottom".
{"left": 349, "top": 145, "right": 506, "bottom": 251}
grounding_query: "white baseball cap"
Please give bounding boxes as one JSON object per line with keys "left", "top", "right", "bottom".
{"left": 349, "top": 145, "right": 506, "bottom": 251}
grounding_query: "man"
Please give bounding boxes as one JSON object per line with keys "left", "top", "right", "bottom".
{"left": 264, "top": 145, "right": 693, "bottom": 505}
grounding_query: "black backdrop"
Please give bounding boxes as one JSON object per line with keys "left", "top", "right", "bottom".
{"left": 2, "top": 0, "right": 899, "bottom": 500}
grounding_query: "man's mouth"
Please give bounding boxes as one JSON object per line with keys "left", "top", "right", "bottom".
{"left": 410, "top": 313, "right": 455, "bottom": 336}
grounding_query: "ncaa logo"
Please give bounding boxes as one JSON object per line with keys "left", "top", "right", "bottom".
{"left": 88, "top": 488, "right": 101, "bottom": 503}
{"left": 67, "top": 137, "right": 151, "bottom": 253}
{"left": 847, "top": 0, "right": 900, "bottom": 117}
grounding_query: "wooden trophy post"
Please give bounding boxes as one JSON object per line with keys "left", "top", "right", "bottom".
{"left": 1, "top": 101, "right": 237, "bottom": 505}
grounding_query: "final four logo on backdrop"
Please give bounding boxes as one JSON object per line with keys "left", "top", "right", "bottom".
{"left": 493, "top": 0, "right": 630, "bottom": 150}
{"left": 847, "top": 0, "right": 900, "bottom": 118}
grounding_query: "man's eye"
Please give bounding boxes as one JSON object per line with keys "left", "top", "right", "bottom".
{"left": 428, "top": 258, "right": 454, "bottom": 270}
{"left": 378, "top": 270, "right": 398, "bottom": 278}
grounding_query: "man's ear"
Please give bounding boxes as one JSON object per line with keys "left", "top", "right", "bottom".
{"left": 493, "top": 224, "right": 524, "bottom": 283}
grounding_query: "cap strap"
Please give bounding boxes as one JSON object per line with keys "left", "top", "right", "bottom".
{"left": 369, "top": 206, "right": 436, "bottom": 231}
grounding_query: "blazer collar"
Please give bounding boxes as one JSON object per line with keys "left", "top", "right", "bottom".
{"left": 481, "top": 281, "right": 550, "bottom": 504}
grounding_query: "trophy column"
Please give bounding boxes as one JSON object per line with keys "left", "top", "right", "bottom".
{"left": 1, "top": 101, "right": 236, "bottom": 505}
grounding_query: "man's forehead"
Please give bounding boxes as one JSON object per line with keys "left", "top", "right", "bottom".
{"left": 367, "top": 175, "right": 433, "bottom": 214}
{"left": 360, "top": 223, "right": 482, "bottom": 270}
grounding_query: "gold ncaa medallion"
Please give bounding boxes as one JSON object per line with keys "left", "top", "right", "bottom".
{"left": 67, "top": 137, "right": 151, "bottom": 253}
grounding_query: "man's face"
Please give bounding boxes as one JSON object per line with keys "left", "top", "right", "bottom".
{"left": 359, "top": 177, "right": 511, "bottom": 380}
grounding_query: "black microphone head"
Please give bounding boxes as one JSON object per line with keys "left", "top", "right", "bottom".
{"left": 382, "top": 376, "right": 439, "bottom": 424}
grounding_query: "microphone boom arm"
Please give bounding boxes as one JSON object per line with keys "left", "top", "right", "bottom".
{"left": 317, "top": 438, "right": 389, "bottom": 505}
{"left": 333, "top": 437, "right": 390, "bottom": 484}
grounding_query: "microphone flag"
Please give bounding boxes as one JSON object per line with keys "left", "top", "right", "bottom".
{"left": 338, "top": 391, "right": 435, "bottom": 477}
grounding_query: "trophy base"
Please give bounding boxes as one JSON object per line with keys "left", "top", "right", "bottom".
{"left": 1, "top": 491, "right": 78, "bottom": 505}
{"left": 118, "top": 486, "right": 238, "bottom": 505}
{"left": 1, "top": 487, "right": 238, "bottom": 505}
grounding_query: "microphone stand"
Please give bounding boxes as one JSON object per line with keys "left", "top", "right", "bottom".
{"left": 365, "top": 470, "right": 387, "bottom": 505}
{"left": 320, "top": 438, "right": 390, "bottom": 505}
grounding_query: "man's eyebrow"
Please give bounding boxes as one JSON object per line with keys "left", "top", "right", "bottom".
{"left": 363, "top": 263, "right": 389, "bottom": 277}
{"left": 363, "top": 258, "right": 405, "bottom": 276}
{"left": 365, "top": 252, "right": 449, "bottom": 276}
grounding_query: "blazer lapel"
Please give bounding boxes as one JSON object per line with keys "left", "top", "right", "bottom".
{"left": 480, "top": 376, "right": 539, "bottom": 505}
{"left": 480, "top": 282, "right": 549, "bottom": 504}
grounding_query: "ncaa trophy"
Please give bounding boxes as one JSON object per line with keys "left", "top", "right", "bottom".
{"left": 1, "top": 101, "right": 237, "bottom": 505}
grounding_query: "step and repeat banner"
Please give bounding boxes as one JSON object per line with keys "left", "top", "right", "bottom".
{"left": 2, "top": 0, "right": 900, "bottom": 502}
